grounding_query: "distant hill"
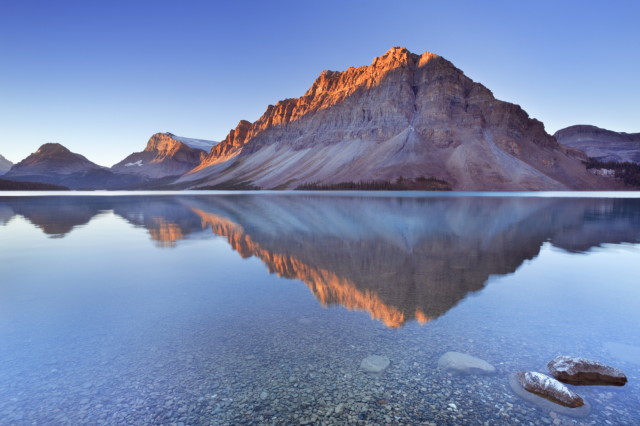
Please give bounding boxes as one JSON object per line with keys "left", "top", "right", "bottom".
{"left": 4, "top": 143, "right": 145, "bottom": 189}
{"left": 0, "top": 178, "right": 69, "bottom": 191}
{"left": 111, "top": 133, "right": 210, "bottom": 179}
{"left": 6, "top": 143, "right": 101, "bottom": 176}
{"left": 555, "top": 125, "right": 640, "bottom": 164}
{"left": 0, "top": 154, "right": 13, "bottom": 175}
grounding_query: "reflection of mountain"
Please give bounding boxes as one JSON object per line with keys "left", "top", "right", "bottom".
{"left": 0, "top": 196, "right": 205, "bottom": 245}
{"left": 6, "top": 197, "right": 105, "bottom": 237}
{"left": 184, "top": 196, "right": 640, "bottom": 327}
{"left": 1, "top": 195, "right": 638, "bottom": 326}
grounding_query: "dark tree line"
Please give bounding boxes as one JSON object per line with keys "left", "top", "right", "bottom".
{"left": 0, "top": 179, "right": 70, "bottom": 191}
{"left": 295, "top": 176, "right": 451, "bottom": 191}
{"left": 584, "top": 158, "right": 640, "bottom": 187}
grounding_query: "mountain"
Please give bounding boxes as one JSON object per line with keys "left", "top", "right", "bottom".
{"left": 178, "top": 47, "right": 617, "bottom": 191}
{"left": 6, "top": 143, "right": 101, "bottom": 176}
{"left": 0, "top": 154, "right": 13, "bottom": 175}
{"left": 554, "top": 125, "right": 640, "bottom": 164}
{"left": 111, "top": 133, "right": 210, "bottom": 179}
{"left": 3, "top": 143, "right": 142, "bottom": 189}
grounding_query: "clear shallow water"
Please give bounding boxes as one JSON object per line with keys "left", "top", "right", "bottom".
{"left": 0, "top": 193, "right": 639, "bottom": 426}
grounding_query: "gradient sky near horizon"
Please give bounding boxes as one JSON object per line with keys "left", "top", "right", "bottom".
{"left": 1, "top": 0, "right": 639, "bottom": 167}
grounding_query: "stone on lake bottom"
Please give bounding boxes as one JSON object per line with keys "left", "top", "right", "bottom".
{"left": 548, "top": 355, "right": 627, "bottom": 386}
{"left": 360, "top": 355, "right": 390, "bottom": 374}
{"left": 436, "top": 352, "right": 496, "bottom": 376}
{"left": 298, "top": 318, "right": 312, "bottom": 325}
{"left": 260, "top": 391, "right": 268, "bottom": 400}
{"left": 604, "top": 342, "right": 640, "bottom": 366}
{"left": 509, "top": 373, "right": 591, "bottom": 418}
{"left": 517, "top": 371, "right": 583, "bottom": 408}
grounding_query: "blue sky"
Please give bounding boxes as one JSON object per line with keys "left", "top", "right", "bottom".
{"left": 1, "top": 0, "right": 638, "bottom": 166}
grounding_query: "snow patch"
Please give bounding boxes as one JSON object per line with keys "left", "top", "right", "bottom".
{"left": 125, "top": 160, "right": 143, "bottom": 167}
{"left": 170, "top": 135, "right": 218, "bottom": 150}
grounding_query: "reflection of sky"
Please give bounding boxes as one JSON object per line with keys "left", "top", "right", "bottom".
{"left": 462, "top": 243, "right": 640, "bottom": 343}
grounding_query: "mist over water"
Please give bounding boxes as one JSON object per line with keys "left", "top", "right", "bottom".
{"left": 1, "top": 193, "right": 639, "bottom": 425}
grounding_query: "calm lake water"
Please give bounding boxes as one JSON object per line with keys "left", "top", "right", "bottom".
{"left": 1, "top": 192, "right": 639, "bottom": 426}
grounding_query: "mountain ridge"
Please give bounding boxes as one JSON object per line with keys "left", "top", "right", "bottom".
{"left": 3, "top": 143, "right": 143, "bottom": 189}
{"left": 554, "top": 125, "right": 640, "bottom": 164}
{"left": 179, "top": 47, "right": 617, "bottom": 191}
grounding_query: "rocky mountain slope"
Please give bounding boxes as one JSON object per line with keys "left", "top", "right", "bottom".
{"left": 0, "top": 154, "right": 13, "bottom": 175}
{"left": 179, "top": 47, "right": 616, "bottom": 191}
{"left": 3, "top": 143, "right": 142, "bottom": 189}
{"left": 554, "top": 125, "right": 640, "bottom": 164}
{"left": 111, "top": 133, "right": 209, "bottom": 178}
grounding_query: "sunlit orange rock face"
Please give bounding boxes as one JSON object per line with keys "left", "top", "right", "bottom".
{"left": 112, "top": 133, "right": 207, "bottom": 179}
{"left": 183, "top": 47, "right": 617, "bottom": 191}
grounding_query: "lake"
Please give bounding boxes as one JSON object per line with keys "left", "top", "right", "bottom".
{"left": 1, "top": 192, "right": 639, "bottom": 426}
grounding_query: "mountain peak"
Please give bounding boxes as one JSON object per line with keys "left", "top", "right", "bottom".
{"left": 35, "top": 143, "right": 72, "bottom": 156}
{"left": 111, "top": 133, "right": 209, "bottom": 179}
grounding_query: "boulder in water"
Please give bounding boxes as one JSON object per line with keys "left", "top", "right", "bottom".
{"left": 360, "top": 355, "right": 390, "bottom": 375}
{"left": 509, "top": 373, "right": 591, "bottom": 418}
{"left": 548, "top": 356, "right": 627, "bottom": 386}
{"left": 517, "top": 371, "right": 584, "bottom": 408}
{"left": 437, "top": 352, "right": 496, "bottom": 376}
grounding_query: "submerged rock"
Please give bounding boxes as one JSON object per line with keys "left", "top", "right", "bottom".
{"left": 517, "top": 371, "right": 584, "bottom": 408}
{"left": 360, "top": 355, "right": 390, "bottom": 374}
{"left": 298, "top": 318, "right": 312, "bottom": 325}
{"left": 509, "top": 373, "right": 591, "bottom": 418}
{"left": 437, "top": 352, "right": 496, "bottom": 376}
{"left": 548, "top": 356, "right": 627, "bottom": 386}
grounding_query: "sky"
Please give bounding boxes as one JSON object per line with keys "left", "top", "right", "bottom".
{"left": 1, "top": 0, "right": 638, "bottom": 167}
